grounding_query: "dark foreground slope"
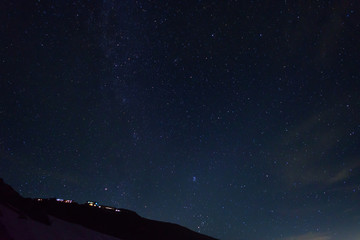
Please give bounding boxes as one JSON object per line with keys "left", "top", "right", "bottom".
{"left": 0, "top": 178, "right": 217, "bottom": 240}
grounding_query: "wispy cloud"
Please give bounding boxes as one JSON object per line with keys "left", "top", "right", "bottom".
{"left": 327, "top": 158, "right": 360, "bottom": 184}
{"left": 328, "top": 168, "right": 349, "bottom": 184}
{"left": 283, "top": 231, "right": 360, "bottom": 240}
{"left": 281, "top": 232, "right": 332, "bottom": 240}
{"left": 281, "top": 1, "right": 351, "bottom": 66}
{"left": 271, "top": 106, "right": 359, "bottom": 187}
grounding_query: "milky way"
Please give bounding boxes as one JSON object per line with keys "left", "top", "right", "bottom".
{"left": 1, "top": 1, "right": 360, "bottom": 239}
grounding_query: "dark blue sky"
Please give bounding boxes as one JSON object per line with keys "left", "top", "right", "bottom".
{"left": 1, "top": 1, "right": 360, "bottom": 239}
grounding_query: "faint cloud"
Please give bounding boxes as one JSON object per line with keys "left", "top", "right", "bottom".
{"left": 282, "top": 1, "right": 351, "bottom": 66}
{"left": 283, "top": 231, "right": 360, "bottom": 240}
{"left": 272, "top": 106, "right": 359, "bottom": 187}
{"left": 328, "top": 168, "right": 349, "bottom": 184}
{"left": 282, "top": 232, "right": 331, "bottom": 240}
{"left": 327, "top": 159, "right": 360, "bottom": 184}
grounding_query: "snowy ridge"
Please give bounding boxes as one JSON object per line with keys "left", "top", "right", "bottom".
{"left": 0, "top": 179, "right": 218, "bottom": 240}
{"left": 0, "top": 203, "right": 123, "bottom": 240}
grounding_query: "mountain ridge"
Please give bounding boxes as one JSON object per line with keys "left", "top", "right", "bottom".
{"left": 0, "top": 178, "right": 218, "bottom": 240}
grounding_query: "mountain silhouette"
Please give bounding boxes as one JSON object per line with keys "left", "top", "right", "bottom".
{"left": 0, "top": 178, "right": 218, "bottom": 240}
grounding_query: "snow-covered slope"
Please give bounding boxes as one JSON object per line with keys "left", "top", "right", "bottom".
{"left": 0, "top": 178, "right": 217, "bottom": 240}
{"left": 0, "top": 203, "right": 123, "bottom": 240}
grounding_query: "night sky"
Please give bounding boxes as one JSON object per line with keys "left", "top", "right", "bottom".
{"left": 1, "top": 1, "right": 360, "bottom": 239}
